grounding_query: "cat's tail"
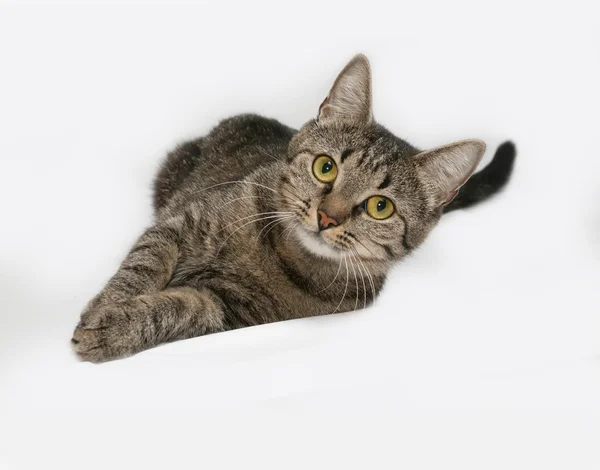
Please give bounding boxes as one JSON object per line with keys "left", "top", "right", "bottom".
{"left": 444, "top": 141, "right": 516, "bottom": 213}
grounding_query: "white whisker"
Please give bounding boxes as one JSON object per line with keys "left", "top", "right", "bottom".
{"left": 333, "top": 255, "right": 350, "bottom": 314}
{"left": 257, "top": 215, "right": 294, "bottom": 241}
{"left": 352, "top": 247, "right": 376, "bottom": 301}
{"left": 216, "top": 195, "right": 265, "bottom": 211}
{"left": 255, "top": 147, "right": 281, "bottom": 163}
{"left": 276, "top": 220, "right": 298, "bottom": 244}
{"left": 217, "top": 211, "right": 294, "bottom": 234}
{"left": 317, "top": 255, "right": 344, "bottom": 293}
{"left": 348, "top": 254, "right": 359, "bottom": 313}
{"left": 349, "top": 234, "right": 378, "bottom": 259}
{"left": 215, "top": 214, "right": 292, "bottom": 258}
{"left": 350, "top": 249, "right": 367, "bottom": 311}
{"left": 191, "top": 180, "right": 298, "bottom": 205}
{"left": 285, "top": 221, "right": 300, "bottom": 244}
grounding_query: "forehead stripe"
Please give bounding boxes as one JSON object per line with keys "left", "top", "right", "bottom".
{"left": 340, "top": 148, "right": 354, "bottom": 162}
{"left": 355, "top": 150, "right": 366, "bottom": 167}
{"left": 377, "top": 174, "right": 392, "bottom": 190}
{"left": 396, "top": 212, "right": 412, "bottom": 252}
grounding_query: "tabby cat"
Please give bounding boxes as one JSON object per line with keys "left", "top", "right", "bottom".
{"left": 71, "top": 55, "right": 516, "bottom": 362}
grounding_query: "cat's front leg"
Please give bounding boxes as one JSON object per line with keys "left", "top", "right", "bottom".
{"left": 82, "top": 223, "right": 182, "bottom": 312}
{"left": 72, "top": 287, "right": 225, "bottom": 362}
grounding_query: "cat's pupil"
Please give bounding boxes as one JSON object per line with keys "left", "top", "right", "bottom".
{"left": 322, "top": 161, "right": 333, "bottom": 173}
{"left": 377, "top": 200, "right": 386, "bottom": 212}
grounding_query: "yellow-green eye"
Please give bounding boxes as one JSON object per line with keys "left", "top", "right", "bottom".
{"left": 364, "top": 196, "right": 395, "bottom": 220}
{"left": 312, "top": 155, "right": 338, "bottom": 183}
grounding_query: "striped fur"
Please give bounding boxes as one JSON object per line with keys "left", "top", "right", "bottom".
{"left": 72, "top": 55, "right": 514, "bottom": 362}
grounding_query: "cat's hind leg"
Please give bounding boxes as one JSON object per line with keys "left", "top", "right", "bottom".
{"left": 153, "top": 139, "right": 203, "bottom": 211}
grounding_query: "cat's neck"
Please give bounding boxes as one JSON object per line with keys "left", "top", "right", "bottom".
{"left": 267, "top": 219, "right": 389, "bottom": 298}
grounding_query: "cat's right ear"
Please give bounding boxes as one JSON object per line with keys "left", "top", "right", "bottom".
{"left": 318, "top": 54, "right": 373, "bottom": 126}
{"left": 414, "top": 139, "right": 486, "bottom": 207}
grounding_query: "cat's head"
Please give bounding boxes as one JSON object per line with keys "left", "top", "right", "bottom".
{"left": 280, "top": 54, "right": 485, "bottom": 261}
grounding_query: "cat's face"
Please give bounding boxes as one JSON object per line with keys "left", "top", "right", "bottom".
{"left": 282, "top": 121, "right": 430, "bottom": 261}
{"left": 277, "top": 55, "right": 486, "bottom": 262}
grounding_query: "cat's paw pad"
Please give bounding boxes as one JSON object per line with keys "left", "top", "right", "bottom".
{"left": 71, "top": 303, "right": 137, "bottom": 363}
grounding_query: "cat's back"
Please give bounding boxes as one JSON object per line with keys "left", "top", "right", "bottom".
{"left": 154, "top": 114, "right": 296, "bottom": 212}
{"left": 207, "top": 113, "right": 296, "bottom": 158}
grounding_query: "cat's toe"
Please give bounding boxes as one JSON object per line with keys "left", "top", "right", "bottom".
{"left": 71, "top": 325, "right": 108, "bottom": 363}
{"left": 71, "top": 304, "right": 134, "bottom": 363}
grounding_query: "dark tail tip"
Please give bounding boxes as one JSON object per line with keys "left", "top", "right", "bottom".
{"left": 443, "top": 140, "right": 517, "bottom": 213}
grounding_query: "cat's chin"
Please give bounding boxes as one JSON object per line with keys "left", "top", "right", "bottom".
{"left": 294, "top": 227, "right": 343, "bottom": 260}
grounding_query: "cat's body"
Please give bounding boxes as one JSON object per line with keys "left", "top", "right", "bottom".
{"left": 72, "top": 56, "right": 515, "bottom": 362}
{"left": 156, "top": 114, "right": 380, "bottom": 326}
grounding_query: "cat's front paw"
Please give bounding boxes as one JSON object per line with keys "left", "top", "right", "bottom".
{"left": 71, "top": 303, "right": 140, "bottom": 363}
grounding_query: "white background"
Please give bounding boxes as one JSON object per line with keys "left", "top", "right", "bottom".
{"left": 1, "top": 1, "right": 599, "bottom": 469}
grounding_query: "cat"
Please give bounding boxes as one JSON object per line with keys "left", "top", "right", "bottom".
{"left": 71, "top": 54, "right": 516, "bottom": 362}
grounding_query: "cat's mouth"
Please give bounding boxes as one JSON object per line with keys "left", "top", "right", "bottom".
{"left": 294, "top": 226, "right": 344, "bottom": 260}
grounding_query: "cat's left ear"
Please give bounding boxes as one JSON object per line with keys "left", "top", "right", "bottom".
{"left": 415, "top": 139, "right": 486, "bottom": 206}
{"left": 318, "top": 54, "right": 373, "bottom": 126}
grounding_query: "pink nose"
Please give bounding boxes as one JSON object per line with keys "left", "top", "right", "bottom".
{"left": 317, "top": 209, "right": 338, "bottom": 231}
